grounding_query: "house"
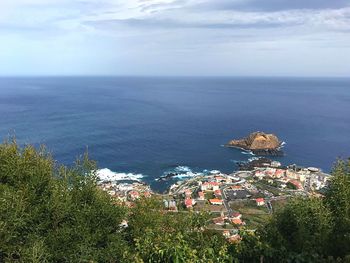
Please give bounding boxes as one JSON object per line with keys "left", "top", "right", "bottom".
{"left": 231, "top": 185, "right": 243, "bottom": 190}
{"left": 201, "top": 182, "right": 210, "bottom": 191}
{"left": 119, "top": 220, "right": 128, "bottom": 228}
{"left": 185, "top": 198, "right": 195, "bottom": 209}
{"left": 274, "top": 169, "right": 285, "bottom": 178}
{"left": 198, "top": 191, "right": 205, "bottom": 200}
{"left": 265, "top": 168, "right": 276, "bottom": 177}
{"left": 231, "top": 218, "right": 243, "bottom": 225}
{"left": 169, "top": 200, "right": 177, "bottom": 211}
{"left": 214, "top": 189, "right": 222, "bottom": 198}
{"left": 129, "top": 191, "right": 140, "bottom": 200}
{"left": 164, "top": 200, "right": 178, "bottom": 211}
{"left": 255, "top": 170, "right": 265, "bottom": 179}
{"left": 289, "top": 180, "right": 303, "bottom": 190}
{"left": 209, "top": 198, "right": 223, "bottom": 205}
{"left": 256, "top": 198, "right": 265, "bottom": 206}
{"left": 213, "top": 216, "right": 225, "bottom": 225}
{"left": 299, "top": 173, "right": 307, "bottom": 182}
{"left": 286, "top": 169, "right": 301, "bottom": 180}
{"left": 223, "top": 230, "right": 230, "bottom": 238}
{"left": 271, "top": 161, "right": 281, "bottom": 168}
{"left": 228, "top": 234, "right": 241, "bottom": 243}
{"left": 215, "top": 176, "right": 226, "bottom": 182}
{"left": 210, "top": 182, "right": 220, "bottom": 191}
{"left": 228, "top": 212, "right": 242, "bottom": 220}
{"left": 163, "top": 200, "right": 169, "bottom": 208}
{"left": 143, "top": 191, "right": 152, "bottom": 198}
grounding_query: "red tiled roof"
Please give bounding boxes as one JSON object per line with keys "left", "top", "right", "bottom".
{"left": 231, "top": 212, "right": 241, "bottom": 218}
{"left": 228, "top": 235, "right": 241, "bottom": 243}
{"left": 129, "top": 191, "right": 139, "bottom": 196}
{"left": 143, "top": 191, "right": 151, "bottom": 197}
{"left": 213, "top": 217, "right": 224, "bottom": 224}
{"left": 209, "top": 198, "right": 223, "bottom": 204}
{"left": 231, "top": 218, "right": 243, "bottom": 225}
{"left": 185, "top": 199, "right": 193, "bottom": 206}
{"left": 289, "top": 180, "right": 302, "bottom": 188}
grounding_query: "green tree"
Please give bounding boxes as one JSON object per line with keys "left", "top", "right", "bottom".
{"left": 325, "top": 159, "right": 350, "bottom": 258}
{"left": 260, "top": 197, "right": 333, "bottom": 262}
{"left": 286, "top": 181, "right": 297, "bottom": 190}
{"left": 0, "top": 141, "right": 129, "bottom": 262}
{"left": 127, "top": 197, "right": 232, "bottom": 262}
{"left": 2, "top": 140, "right": 350, "bottom": 262}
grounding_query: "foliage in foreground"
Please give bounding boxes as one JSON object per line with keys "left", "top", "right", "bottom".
{"left": 0, "top": 141, "right": 349, "bottom": 262}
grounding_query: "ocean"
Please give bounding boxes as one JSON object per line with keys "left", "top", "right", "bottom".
{"left": 0, "top": 77, "right": 349, "bottom": 192}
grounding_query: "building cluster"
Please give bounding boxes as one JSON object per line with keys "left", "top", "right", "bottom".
{"left": 165, "top": 161, "right": 331, "bottom": 243}
{"left": 253, "top": 164, "right": 330, "bottom": 191}
{"left": 98, "top": 161, "right": 330, "bottom": 243}
{"left": 213, "top": 211, "right": 245, "bottom": 226}
{"left": 98, "top": 181, "right": 153, "bottom": 206}
{"left": 176, "top": 174, "right": 236, "bottom": 210}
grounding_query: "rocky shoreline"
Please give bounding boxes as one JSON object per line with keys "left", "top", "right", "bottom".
{"left": 236, "top": 157, "right": 285, "bottom": 171}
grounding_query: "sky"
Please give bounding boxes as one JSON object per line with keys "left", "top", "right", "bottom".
{"left": 0, "top": 0, "right": 349, "bottom": 76}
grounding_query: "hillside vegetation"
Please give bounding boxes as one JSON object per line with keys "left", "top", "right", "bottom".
{"left": 0, "top": 141, "right": 349, "bottom": 262}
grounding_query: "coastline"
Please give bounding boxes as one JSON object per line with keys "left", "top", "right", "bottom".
{"left": 97, "top": 158, "right": 331, "bottom": 195}
{"left": 98, "top": 156, "right": 331, "bottom": 241}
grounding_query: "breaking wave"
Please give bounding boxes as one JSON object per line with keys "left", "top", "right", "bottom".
{"left": 241, "top": 150, "right": 255, "bottom": 156}
{"left": 248, "top": 157, "right": 260, "bottom": 162}
{"left": 97, "top": 168, "right": 144, "bottom": 182}
{"left": 172, "top": 166, "right": 202, "bottom": 179}
{"left": 174, "top": 166, "right": 192, "bottom": 173}
{"left": 156, "top": 166, "right": 222, "bottom": 181}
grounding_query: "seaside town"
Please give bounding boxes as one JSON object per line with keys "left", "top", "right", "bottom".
{"left": 97, "top": 132, "right": 333, "bottom": 242}
{"left": 98, "top": 157, "right": 331, "bottom": 243}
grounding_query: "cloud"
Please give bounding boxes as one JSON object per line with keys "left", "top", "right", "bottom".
{"left": 84, "top": 6, "right": 350, "bottom": 33}
{"left": 195, "top": 0, "right": 350, "bottom": 12}
{"left": 0, "top": 0, "right": 349, "bottom": 76}
{"left": 85, "top": 16, "right": 297, "bottom": 31}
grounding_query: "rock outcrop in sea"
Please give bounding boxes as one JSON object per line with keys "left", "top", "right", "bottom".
{"left": 226, "top": 131, "right": 284, "bottom": 156}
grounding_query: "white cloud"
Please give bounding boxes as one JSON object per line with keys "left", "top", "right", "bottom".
{"left": 0, "top": 0, "right": 349, "bottom": 76}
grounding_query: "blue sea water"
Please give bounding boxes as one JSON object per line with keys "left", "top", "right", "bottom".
{"left": 0, "top": 77, "right": 349, "bottom": 192}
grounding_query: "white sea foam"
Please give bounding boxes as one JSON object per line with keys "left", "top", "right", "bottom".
{"left": 174, "top": 166, "right": 192, "bottom": 173}
{"left": 97, "top": 168, "right": 144, "bottom": 182}
{"left": 174, "top": 172, "right": 201, "bottom": 179}
{"left": 156, "top": 166, "right": 222, "bottom": 181}
{"left": 157, "top": 166, "right": 204, "bottom": 180}
{"left": 248, "top": 157, "right": 259, "bottom": 162}
{"left": 241, "top": 150, "right": 255, "bottom": 156}
{"left": 173, "top": 166, "right": 202, "bottom": 179}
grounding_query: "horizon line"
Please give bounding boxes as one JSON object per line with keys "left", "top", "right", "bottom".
{"left": 0, "top": 75, "right": 349, "bottom": 79}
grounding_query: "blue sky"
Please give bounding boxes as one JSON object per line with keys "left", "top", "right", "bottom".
{"left": 0, "top": 0, "right": 349, "bottom": 76}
